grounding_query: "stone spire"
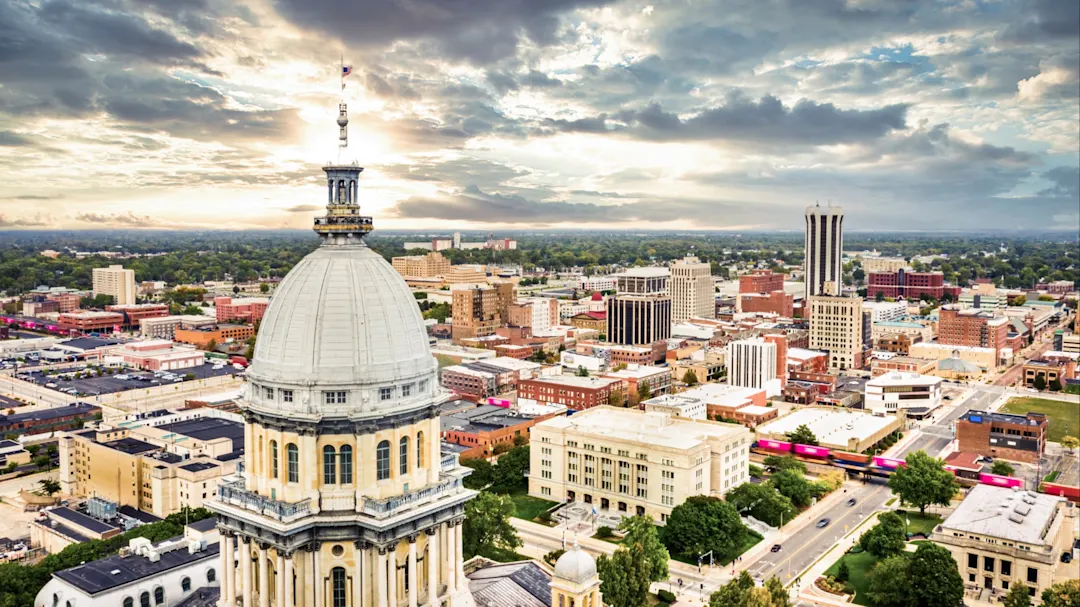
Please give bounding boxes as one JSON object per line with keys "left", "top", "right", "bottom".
{"left": 313, "top": 92, "right": 373, "bottom": 245}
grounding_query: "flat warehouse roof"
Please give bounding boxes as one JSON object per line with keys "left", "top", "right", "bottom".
{"left": 757, "top": 407, "right": 896, "bottom": 444}
{"left": 158, "top": 417, "right": 244, "bottom": 451}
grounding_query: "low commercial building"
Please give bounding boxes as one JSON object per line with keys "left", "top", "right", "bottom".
{"left": 58, "top": 310, "right": 124, "bottom": 333}
{"left": 59, "top": 410, "right": 243, "bottom": 517}
{"left": 445, "top": 264, "right": 488, "bottom": 285}
{"left": 440, "top": 362, "right": 514, "bottom": 398}
{"left": 576, "top": 341, "right": 659, "bottom": 366}
{"left": 140, "top": 315, "right": 216, "bottom": 340}
{"left": 30, "top": 503, "right": 127, "bottom": 554}
{"left": 931, "top": 485, "right": 1076, "bottom": 601}
{"left": 0, "top": 403, "right": 101, "bottom": 437}
{"left": 441, "top": 404, "right": 565, "bottom": 459}
{"left": 862, "top": 301, "right": 909, "bottom": 323}
{"left": 0, "top": 438, "right": 30, "bottom": 468}
{"left": 1021, "top": 358, "right": 1076, "bottom": 389}
{"left": 755, "top": 406, "right": 901, "bottom": 452}
{"left": 871, "top": 356, "right": 937, "bottom": 377}
{"left": 34, "top": 521, "right": 221, "bottom": 607}
{"left": 174, "top": 323, "right": 254, "bottom": 349}
{"left": 569, "top": 311, "right": 607, "bottom": 332}
{"left": 213, "top": 296, "right": 268, "bottom": 324}
{"left": 738, "top": 291, "right": 794, "bottom": 317}
{"left": 956, "top": 410, "right": 1046, "bottom": 464}
{"left": 528, "top": 406, "right": 751, "bottom": 522}
{"left": 517, "top": 376, "right": 626, "bottom": 411}
{"left": 672, "top": 383, "right": 769, "bottom": 420}
{"left": 601, "top": 364, "right": 672, "bottom": 404}
{"left": 871, "top": 319, "right": 935, "bottom": 342}
{"left": 105, "top": 304, "right": 170, "bottom": 329}
{"left": 109, "top": 340, "right": 205, "bottom": 371}
{"left": 864, "top": 372, "right": 942, "bottom": 418}
{"left": 643, "top": 394, "right": 708, "bottom": 420}
{"left": 909, "top": 342, "right": 1000, "bottom": 371}
{"left": 391, "top": 251, "right": 451, "bottom": 278}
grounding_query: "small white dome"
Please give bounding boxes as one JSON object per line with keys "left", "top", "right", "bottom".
{"left": 244, "top": 243, "right": 437, "bottom": 418}
{"left": 554, "top": 543, "right": 597, "bottom": 585}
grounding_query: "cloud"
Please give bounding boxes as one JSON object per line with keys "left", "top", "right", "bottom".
{"left": 76, "top": 211, "right": 162, "bottom": 227}
{"left": 0, "top": 213, "right": 51, "bottom": 227}
{"left": 283, "top": 204, "right": 322, "bottom": 213}
{"left": 0, "top": 131, "right": 36, "bottom": 147}
{"left": 1, "top": 194, "right": 62, "bottom": 200}
{"left": 1038, "top": 166, "right": 1080, "bottom": 198}
{"left": 273, "top": 0, "right": 616, "bottom": 65}
{"left": 1017, "top": 54, "right": 1080, "bottom": 102}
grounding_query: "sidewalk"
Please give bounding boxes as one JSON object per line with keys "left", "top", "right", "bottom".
{"left": 791, "top": 510, "right": 883, "bottom": 604}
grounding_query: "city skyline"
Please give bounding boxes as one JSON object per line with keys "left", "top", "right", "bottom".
{"left": 0, "top": 0, "right": 1077, "bottom": 232}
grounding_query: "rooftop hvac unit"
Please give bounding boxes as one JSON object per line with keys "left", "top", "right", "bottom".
{"left": 1008, "top": 512, "right": 1025, "bottom": 524}
{"left": 1014, "top": 503, "right": 1032, "bottom": 516}
{"left": 1022, "top": 496, "right": 1037, "bottom": 505}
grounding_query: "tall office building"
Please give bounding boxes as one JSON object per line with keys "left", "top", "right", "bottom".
{"left": 607, "top": 268, "right": 672, "bottom": 346}
{"left": 727, "top": 337, "right": 778, "bottom": 390}
{"left": 670, "top": 256, "right": 714, "bottom": 323}
{"left": 808, "top": 295, "right": 865, "bottom": 371}
{"left": 804, "top": 205, "right": 844, "bottom": 300}
{"left": 451, "top": 283, "right": 500, "bottom": 342}
{"left": 92, "top": 264, "right": 136, "bottom": 305}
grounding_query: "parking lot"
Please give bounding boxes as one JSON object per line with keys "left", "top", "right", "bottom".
{"left": 15, "top": 363, "right": 241, "bottom": 398}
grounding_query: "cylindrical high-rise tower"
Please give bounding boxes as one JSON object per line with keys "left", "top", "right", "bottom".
{"left": 804, "top": 204, "right": 844, "bottom": 300}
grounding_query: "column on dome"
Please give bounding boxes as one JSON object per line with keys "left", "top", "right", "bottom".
{"left": 313, "top": 544, "right": 323, "bottom": 607}
{"left": 453, "top": 523, "right": 465, "bottom": 592}
{"left": 425, "top": 528, "right": 438, "bottom": 607}
{"left": 377, "top": 546, "right": 388, "bottom": 607}
{"left": 352, "top": 542, "right": 364, "bottom": 607}
{"left": 259, "top": 544, "right": 270, "bottom": 607}
{"left": 387, "top": 543, "right": 398, "bottom": 607}
{"left": 241, "top": 537, "right": 253, "bottom": 607}
{"left": 276, "top": 551, "right": 286, "bottom": 607}
{"left": 284, "top": 553, "right": 295, "bottom": 607}
{"left": 444, "top": 523, "right": 456, "bottom": 595}
{"left": 407, "top": 537, "right": 418, "bottom": 607}
{"left": 223, "top": 532, "right": 236, "bottom": 607}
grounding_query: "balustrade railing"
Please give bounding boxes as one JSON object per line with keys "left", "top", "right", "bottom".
{"left": 361, "top": 477, "right": 463, "bottom": 519}
{"left": 216, "top": 480, "right": 311, "bottom": 523}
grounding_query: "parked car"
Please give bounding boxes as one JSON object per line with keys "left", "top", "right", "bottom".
{"left": 816, "top": 518, "right": 831, "bottom": 528}
{"left": 1062, "top": 552, "right": 1073, "bottom": 564}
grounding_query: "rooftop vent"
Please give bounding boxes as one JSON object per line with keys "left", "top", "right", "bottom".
{"left": 110, "top": 569, "right": 121, "bottom": 575}
{"left": 1022, "top": 496, "right": 1037, "bottom": 505}
{"left": 1014, "top": 504, "right": 1032, "bottom": 516}
{"left": 1008, "top": 512, "right": 1025, "bottom": 524}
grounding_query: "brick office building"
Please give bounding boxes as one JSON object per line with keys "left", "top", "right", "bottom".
{"left": 939, "top": 306, "right": 1010, "bottom": 365}
{"left": 956, "top": 410, "right": 1047, "bottom": 463}
{"left": 739, "top": 270, "right": 784, "bottom": 294}
{"left": 58, "top": 310, "right": 124, "bottom": 333}
{"left": 739, "top": 290, "right": 794, "bottom": 317}
{"left": 867, "top": 269, "right": 962, "bottom": 301}
{"left": 517, "top": 376, "right": 626, "bottom": 411}
{"left": 106, "top": 303, "right": 170, "bottom": 329}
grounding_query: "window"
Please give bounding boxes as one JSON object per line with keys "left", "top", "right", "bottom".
{"left": 123, "top": 599, "right": 133, "bottom": 607}
{"left": 270, "top": 440, "right": 279, "bottom": 480}
{"left": 1026, "top": 567, "right": 1037, "bottom": 584}
{"left": 323, "top": 446, "right": 337, "bottom": 484}
{"left": 264, "top": 387, "right": 274, "bottom": 400}
{"left": 325, "top": 391, "right": 346, "bottom": 404}
{"left": 1001, "top": 561, "right": 1011, "bottom": 577}
{"left": 154, "top": 588, "right": 164, "bottom": 605}
{"left": 339, "top": 445, "right": 353, "bottom": 484}
{"left": 281, "top": 389, "right": 293, "bottom": 403}
{"left": 417, "top": 431, "right": 425, "bottom": 468}
{"left": 331, "top": 567, "right": 347, "bottom": 607}
{"left": 399, "top": 437, "right": 409, "bottom": 474}
{"left": 287, "top": 443, "right": 299, "bottom": 483}
{"left": 380, "top": 387, "right": 393, "bottom": 401}
{"left": 968, "top": 554, "right": 978, "bottom": 568}
{"left": 207, "top": 568, "right": 216, "bottom": 583}
{"left": 181, "top": 577, "right": 192, "bottom": 592}
{"left": 377, "top": 441, "right": 391, "bottom": 480}
{"left": 402, "top": 383, "right": 412, "bottom": 397}
{"left": 53, "top": 594, "right": 59, "bottom": 607}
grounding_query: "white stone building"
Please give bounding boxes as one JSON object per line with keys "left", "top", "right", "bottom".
{"left": 864, "top": 372, "right": 942, "bottom": 417}
{"left": 670, "top": 256, "right": 714, "bottom": 323}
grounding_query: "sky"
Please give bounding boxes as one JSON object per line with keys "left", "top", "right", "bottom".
{"left": 0, "top": 0, "right": 1077, "bottom": 232}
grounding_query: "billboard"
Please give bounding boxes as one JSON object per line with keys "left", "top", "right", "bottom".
{"left": 757, "top": 439, "right": 793, "bottom": 452}
{"left": 795, "top": 444, "right": 831, "bottom": 458}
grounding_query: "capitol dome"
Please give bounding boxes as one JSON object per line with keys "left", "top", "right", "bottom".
{"left": 553, "top": 542, "right": 598, "bottom": 585}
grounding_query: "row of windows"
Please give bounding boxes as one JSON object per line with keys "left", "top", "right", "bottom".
{"left": 253, "top": 381, "right": 430, "bottom": 406}
{"left": 264, "top": 433, "right": 425, "bottom": 484}
{"left": 114, "top": 570, "right": 214, "bottom": 607}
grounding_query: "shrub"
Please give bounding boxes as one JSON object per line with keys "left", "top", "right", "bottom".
{"left": 595, "top": 525, "right": 616, "bottom": 539}
{"left": 543, "top": 549, "right": 565, "bottom": 565}
{"left": 837, "top": 558, "right": 851, "bottom": 582}
{"left": 657, "top": 589, "right": 677, "bottom": 604}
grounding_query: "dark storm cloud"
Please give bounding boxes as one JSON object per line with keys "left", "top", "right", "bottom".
{"left": 1001, "top": 0, "right": 1080, "bottom": 43}
{"left": 38, "top": 1, "right": 204, "bottom": 64}
{"left": 273, "top": 0, "right": 616, "bottom": 65}
{"left": 0, "top": 131, "right": 36, "bottom": 147}
{"left": 1039, "top": 167, "right": 1080, "bottom": 198}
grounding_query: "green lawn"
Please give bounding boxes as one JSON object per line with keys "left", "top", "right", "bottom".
{"left": 1000, "top": 397, "right": 1080, "bottom": 443}
{"left": 509, "top": 490, "right": 558, "bottom": 522}
{"left": 825, "top": 550, "right": 879, "bottom": 606}
{"left": 1044, "top": 471, "right": 1060, "bottom": 483}
{"left": 895, "top": 511, "right": 943, "bottom": 537}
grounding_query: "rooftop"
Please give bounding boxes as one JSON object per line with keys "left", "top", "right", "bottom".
{"left": 536, "top": 406, "right": 747, "bottom": 450}
{"left": 941, "top": 485, "right": 1065, "bottom": 545}
{"left": 467, "top": 559, "right": 552, "bottom": 607}
{"left": 866, "top": 372, "right": 942, "bottom": 387}
{"left": 102, "top": 437, "right": 162, "bottom": 456}
{"left": 49, "top": 507, "right": 117, "bottom": 534}
{"left": 617, "top": 267, "right": 669, "bottom": 278}
{"left": 58, "top": 337, "right": 123, "bottom": 351}
{"left": 482, "top": 357, "right": 542, "bottom": 372}
{"left": 524, "top": 375, "right": 624, "bottom": 389}
{"left": 157, "top": 417, "right": 245, "bottom": 452}
{"left": 0, "top": 403, "right": 98, "bottom": 425}
{"left": 54, "top": 536, "right": 219, "bottom": 595}
{"left": 757, "top": 407, "right": 896, "bottom": 445}
{"left": 442, "top": 405, "right": 538, "bottom": 434}
{"left": 602, "top": 364, "right": 668, "bottom": 379}
{"left": 944, "top": 451, "right": 982, "bottom": 471}
{"left": 960, "top": 410, "right": 1046, "bottom": 427}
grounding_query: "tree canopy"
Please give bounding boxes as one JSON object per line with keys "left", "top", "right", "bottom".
{"left": 887, "top": 450, "right": 957, "bottom": 515}
{"left": 1003, "top": 583, "right": 1032, "bottom": 607}
{"left": 763, "top": 455, "right": 807, "bottom": 474}
{"left": 597, "top": 543, "right": 652, "bottom": 607}
{"left": 462, "top": 491, "right": 521, "bottom": 559}
{"left": 662, "top": 496, "right": 750, "bottom": 562}
{"left": 991, "top": 460, "right": 1016, "bottom": 476}
{"left": 858, "top": 511, "right": 907, "bottom": 558}
{"left": 1040, "top": 579, "right": 1080, "bottom": 607}
{"left": 769, "top": 469, "right": 816, "bottom": 509}
{"left": 785, "top": 424, "right": 819, "bottom": 446}
{"left": 708, "top": 572, "right": 788, "bottom": 607}
{"left": 725, "top": 482, "right": 797, "bottom": 528}
{"left": 618, "top": 515, "right": 669, "bottom": 583}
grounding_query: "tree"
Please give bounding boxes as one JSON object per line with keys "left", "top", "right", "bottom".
{"left": 662, "top": 496, "right": 749, "bottom": 562}
{"left": 618, "top": 515, "right": 669, "bottom": 583}
{"left": 1003, "top": 583, "right": 1032, "bottom": 607}
{"left": 1040, "top": 580, "right": 1080, "bottom": 607}
{"left": 709, "top": 571, "right": 755, "bottom": 607}
{"left": 259, "top": 282, "right": 270, "bottom": 293}
{"left": 232, "top": 285, "right": 240, "bottom": 294}
{"left": 205, "top": 338, "right": 218, "bottom": 352}
{"left": 876, "top": 290, "right": 885, "bottom": 302}
{"left": 576, "top": 365, "right": 590, "bottom": 377}
{"left": 908, "top": 543, "right": 964, "bottom": 607}
{"left": 543, "top": 549, "right": 565, "bottom": 566}
{"left": 180, "top": 304, "right": 203, "bottom": 315}
{"left": 461, "top": 458, "right": 493, "bottom": 490}
{"left": 489, "top": 445, "right": 529, "bottom": 494}
{"left": 785, "top": 424, "right": 818, "bottom": 446}
{"left": 765, "top": 576, "right": 789, "bottom": 607}
{"left": 763, "top": 455, "right": 807, "bottom": 474}
{"left": 637, "top": 381, "right": 652, "bottom": 402}
{"left": 769, "top": 469, "right": 815, "bottom": 508}
{"left": 607, "top": 388, "right": 627, "bottom": 408}
{"left": 462, "top": 491, "right": 521, "bottom": 559}
{"left": 33, "top": 455, "right": 51, "bottom": 469}
{"left": 1061, "top": 436, "right": 1079, "bottom": 452}
{"left": 597, "top": 543, "right": 651, "bottom": 607}
{"left": 836, "top": 558, "right": 850, "bottom": 583}
{"left": 1049, "top": 379, "right": 1062, "bottom": 391}
{"left": 858, "top": 511, "right": 907, "bottom": 557}
{"left": 1034, "top": 375, "right": 1047, "bottom": 391}
{"left": 1013, "top": 295, "right": 1027, "bottom": 306}
{"left": 725, "top": 482, "right": 797, "bottom": 528}
{"left": 991, "top": 460, "right": 1016, "bottom": 476}
{"left": 683, "top": 369, "right": 699, "bottom": 386}
{"left": 867, "top": 555, "right": 913, "bottom": 607}
{"left": 887, "top": 450, "right": 957, "bottom": 515}
{"left": 37, "top": 478, "right": 61, "bottom": 497}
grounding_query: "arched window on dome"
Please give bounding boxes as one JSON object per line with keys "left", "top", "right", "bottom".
{"left": 323, "top": 446, "right": 337, "bottom": 485}
{"left": 270, "top": 440, "right": 279, "bottom": 480}
{"left": 399, "top": 437, "right": 409, "bottom": 475}
{"left": 339, "top": 445, "right": 353, "bottom": 484}
{"left": 376, "top": 440, "right": 390, "bottom": 480}
{"left": 287, "top": 443, "right": 299, "bottom": 483}
{"left": 416, "top": 431, "right": 425, "bottom": 469}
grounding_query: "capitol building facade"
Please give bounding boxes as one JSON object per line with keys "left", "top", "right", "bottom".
{"left": 207, "top": 101, "right": 477, "bottom": 607}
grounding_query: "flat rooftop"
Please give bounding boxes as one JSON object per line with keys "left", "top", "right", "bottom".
{"left": 54, "top": 536, "right": 219, "bottom": 595}
{"left": 960, "top": 410, "right": 1045, "bottom": 427}
{"left": 49, "top": 507, "right": 117, "bottom": 534}
{"left": 602, "top": 365, "right": 667, "bottom": 379}
{"left": 757, "top": 407, "right": 896, "bottom": 445}
{"left": 1, "top": 403, "right": 99, "bottom": 424}
{"left": 617, "top": 267, "right": 669, "bottom": 277}
{"left": 102, "top": 437, "right": 161, "bottom": 456}
{"left": 525, "top": 375, "right": 623, "bottom": 389}
{"left": 158, "top": 417, "right": 245, "bottom": 451}
{"left": 941, "top": 485, "right": 1065, "bottom": 545}
{"left": 536, "top": 406, "right": 747, "bottom": 450}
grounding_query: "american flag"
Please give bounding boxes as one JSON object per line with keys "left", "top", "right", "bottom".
{"left": 342, "top": 65, "right": 353, "bottom": 77}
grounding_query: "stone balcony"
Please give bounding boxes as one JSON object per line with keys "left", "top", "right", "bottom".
{"left": 320, "top": 490, "right": 357, "bottom": 512}
{"left": 361, "top": 477, "right": 463, "bottom": 520}
{"left": 216, "top": 479, "right": 311, "bottom": 524}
